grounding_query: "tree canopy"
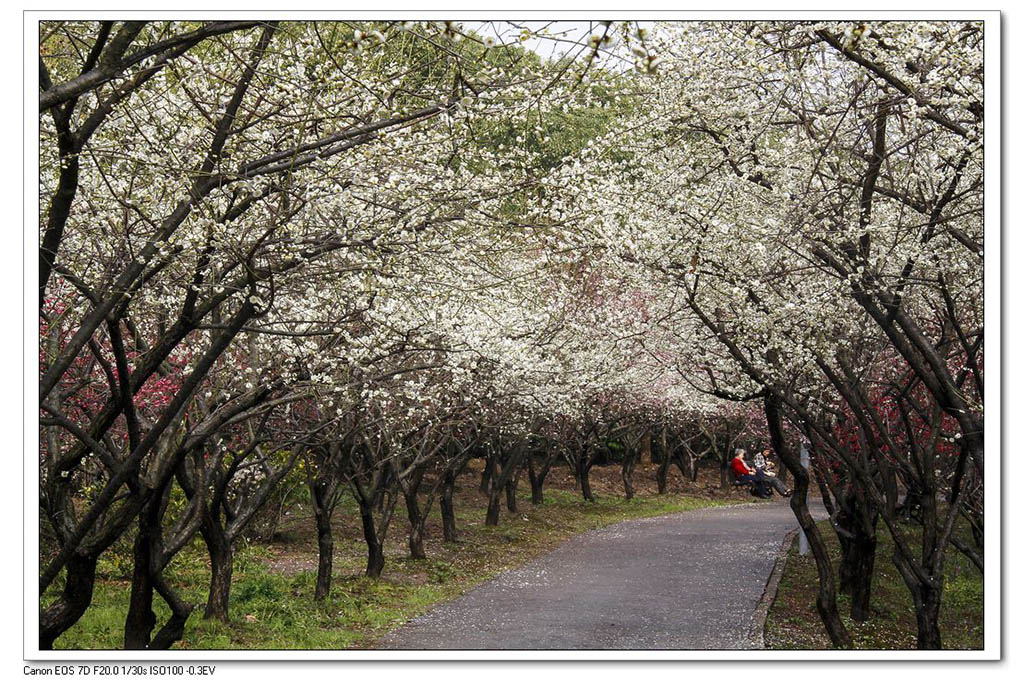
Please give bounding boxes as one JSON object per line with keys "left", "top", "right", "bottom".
{"left": 37, "top": 19, "right": 986, "bottom": 652}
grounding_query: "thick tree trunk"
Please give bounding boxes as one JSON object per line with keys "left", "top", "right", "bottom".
{"left": 485, "top": 441, "right": 529, "bottom": 524}
{"left": 373, "top": 467, "right": 390, "bottom": 513}
{"left": 845, "top": 533, "right": 877, "bottom": 623}
{"left": 892, "top": 537, "right": 945, "bottom": 649}
{"left": 314, "top": 504, "right": 334, "bottom": 600}
{"left": 359, "top": 502, "right": 386, "bottom": 578}
{"left": 479, "top": 453, "right": 495, "bottom": 495}
{"left": 485, "top": 486, "right": 502, "bottom": 526}
{"left": 402, "top": 465, "right": 428, "bottom": 559}
{"left": 911, "top": 583, "right": 944, "bottom": 650}
{"left": 640, "top": 431, "right": 651, "bottom": 464}
{"left": 308, "top": 471, "right": 338, "bottom": 601}
{"left": 578, "top": 448, "right": 595, "bottom": 502}
{"left": 200, "top": 516, "right": 234, "bottom": 622}
{"left": 124, "top": 485, "right": 192, "bottom": 650}
{"left": 836, "top": 492, "right": 878, "bottom": 622}
{"left": 505, "top": 470, "right": 520, "bottom": 514}
{"left": 366, "top": 541, "right": 385, "bottom": 578}
{"left": 686, "top": 454, "right": 699, "bottom": 482}
{"left": 40, "top": 554, "right": 98, "bottom": 649}
{"left": 656, "top": 433, "right": 671, "bottom": 494}
{"left": 440, "top": 469, "right": 458, "bottom": 542}
{"left": 405, "top": 491, "right": 427, "bottom": 560}
{"left": 408, "top": 522, "right": 425, "bottom": 560}
{"left": 125, "top": 507, "right": 158, "bottom": 649}
{"left": 126, "top": 523, "right": 193, "bottom": 649}
{"left": 621, "top": 451, "right": 637, "bottom": 500}
{"left": 776, "top": 459, "right": 790, "bottom": 487}
{"left": 147, "top": 576, "right": 193, "bottom": 650}
{"left": 124, "top": 553, "right": 157, "bottom": 649}
{"left": 677, "top": 449, "right": 693, "bottom": 483}
{"left": 895, "top": 546, "right": 944, "bottom": 650}
{"left": 656, "top": 460, "right": 669, "bottom": 494}
{"left": 580, "top": 465, "right": 594, "bottom": 502}
{"left": 528, "top": 455, "right": 548, "bottom": 505}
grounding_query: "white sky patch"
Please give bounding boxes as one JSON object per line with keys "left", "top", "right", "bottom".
{"left": 471, "top": 20, "right": 654, "bottom": 66}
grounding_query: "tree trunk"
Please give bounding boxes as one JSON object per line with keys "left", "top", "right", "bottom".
{"left": 147, "top": 576, "right": 193, "bottom": 650}
{"left": 578, "top": 448, "right": 595, "bottom": 502}
{"left": 440, "top": 469, "right": 458, "bottom": 542}
{"left": 793, "top": 487, "right": 850, "bottom": 647}
{"left": 407, "top": 521, "right": 426, "bottom": 560}
{"left": 528, "top": 455, "right": 547, "bottom": 505}
{"left": 505, "top": 470, "right": 520, "bottom": 514}
{"left": 485, "top": 486, "right": 502, "bottom": 526}
{"left": 405, "top": 490, "right": 427, "bottom": 560}
{"left": 125, "top": 501, "right": 159, "bottom": 649}
{"left": 893, "top": 542, "right": 945, "bottom": 649}
{"left": 359, "top": 501, "right": 386, "bottom": 578}
{"left": 911, "top": 582, "right": 944, "bottom": 650}
{"left": 765, "top": 392, "right": 851, "bottom": 648}
{"left": 776, "top": 458, "right": 790, "bottom": 487}
{"left": 640, "top": 431, "right": 652, "bottom": 464}
{"left": 656, "top": 431, "right": 671, "bottom": 494}
{"left": 844, "top": 531, "right": 877, "bottom": 623}
{"left": 200, "top": 515, "right": 234, "bottom": 622}
{"left": 970, "top": 513, "right": 984, "bottom": 552}
{"left": 124, "top": 547, "right": 157, "bottom": 649}
{"left": 678, "top": 448, "right": 693, "bottom": 483}
{"left": 836, "top": 491, "right": 878, "bottom": 623}
{"left": 653, "top": 428, "right": 670, "bottom": 493}
{"left": 621, "top": 451, "right": 637, "bottom": 500}
{"left": 895, "top": 548, "right": 944, "bottom": 650}
{"left": 479, "top": 453, "right": 495, "bottom": 495}
{"left": 40, "top": 553, "right": 98, "bottom": 649}
{"left": 313, "top": 502, "right": 334, "bottom": 600}
{"left": 308, "top": 466, "right": 339, "bottom": 601}
{"left": 373, "top": 467, "right": 390, "bottom": 513}
{"left": 400, "top": 464, "right": 428, "bottom": 560}
{"left": 580, "top": 465, "right": 594, "bottom": 501}
{"left": 124, "top": 483, "right": 193, "bottom": 650}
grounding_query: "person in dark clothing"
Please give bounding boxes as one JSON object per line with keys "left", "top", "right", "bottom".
{"left": 730, "top": 449, "right": 773, "bottom": 498}
{"left": 754, "top": 449, "right": 792, "bottom": 497}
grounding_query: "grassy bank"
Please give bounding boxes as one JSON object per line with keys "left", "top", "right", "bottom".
{"left": 46, "top": 462, "right": 743, "bottom": 650}
{"left": 765, "top": 519, "right": 983, "bottom": 650}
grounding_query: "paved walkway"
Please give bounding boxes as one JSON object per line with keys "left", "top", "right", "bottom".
{"left": 379, "top": 499, "right": 824, "bottom": 650}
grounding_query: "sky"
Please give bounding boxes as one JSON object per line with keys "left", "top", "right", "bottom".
{"left": 470, "top": 20, "right": 653, "bottom": 63}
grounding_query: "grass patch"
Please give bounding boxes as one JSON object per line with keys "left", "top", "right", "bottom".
{"left": 765, "top": 519, "right": 983, "bottom": 650}
{"left": 46, "top": 463, "right": 742, "bottom": 650}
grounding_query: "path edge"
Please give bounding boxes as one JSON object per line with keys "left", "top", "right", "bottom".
{"left": 748, "top": 527, "right": 799, "bottom": 649}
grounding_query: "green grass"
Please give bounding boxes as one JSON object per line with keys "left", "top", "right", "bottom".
{"left": 765, "top": 518, "right": 984, "bottom": 650}
{"left": 46, "top": 472, "right": 739, "bottom": 650}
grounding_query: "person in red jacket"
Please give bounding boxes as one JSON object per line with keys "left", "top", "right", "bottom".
{"left": 731, "top": 449, "right": 774, "bottom": 498}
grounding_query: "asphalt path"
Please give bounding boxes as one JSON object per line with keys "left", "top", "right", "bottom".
{"left": 379, "top": 498, "right": 826, "bottom": 650}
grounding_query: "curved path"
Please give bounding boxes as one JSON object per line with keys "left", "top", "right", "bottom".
{"left": 379, "top": 499, "right": 825, "bottom": 650}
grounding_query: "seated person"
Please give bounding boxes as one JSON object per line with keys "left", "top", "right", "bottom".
{"left": 755, "top": 448, "right": 792, "bottom": 497}
{"left": 730, "top": 449, "right": 772, "bottom": 498}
